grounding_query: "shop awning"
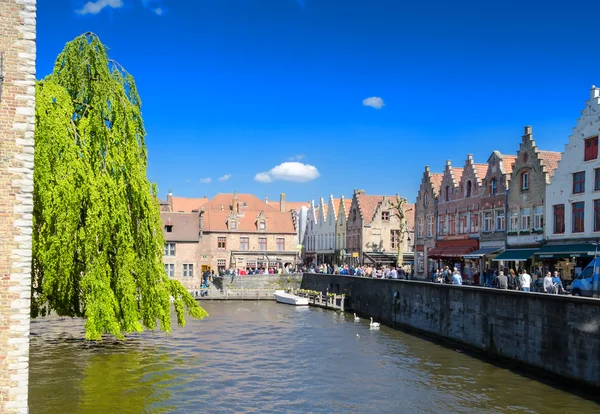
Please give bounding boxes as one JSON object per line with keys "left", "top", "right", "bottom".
{"left": 429, "top": 246, "right": 476, "bottom": 258}
{"left": 533, "top": 243, "right": 598, "bottom": 259}
{"left": 492, "top": 249, "right": 538, "bottom": 262}
{"left": 463, "top": 247, "right": 502, "bottom": 259}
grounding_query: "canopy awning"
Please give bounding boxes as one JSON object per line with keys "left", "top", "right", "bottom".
{"left": 534, "top": 243, "right": 598, "bottom": 259}
{"left": 493, "top": 248, "right": 538, "bottom": 262}
{"left": 429, "top": 246, "right": 476, "bottom": 258}
{"left": 463, "top": 247, "right": 502, "bottom": 259}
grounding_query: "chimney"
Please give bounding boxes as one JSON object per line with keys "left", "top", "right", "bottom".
{"left": 265, "top": 194, "right": 269, "bottom": 205}
{"left": 167, "top": 189, "right": 173, "bottom": 212}
{"left": 232, "top": 191, "right": 239, "bottom": 213}
{"left": 591, "top": 85, "right": 600, "bottom": 100}
{"left": 467, "top": 154, "right": 473, "bottom": 164}
{"left": 280, "top": 193, "right": 286, "bottom": 212}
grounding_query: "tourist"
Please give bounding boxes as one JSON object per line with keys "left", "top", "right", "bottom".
{"left": 443, "top": 266, "right": 452, "bottom": 284}
{"left": 389, "top": 267, "right": 398, "bottom": 279}
{"left": 507, "top": 269, "right": 518, "bottom": 290}
{"left": 552, "top": 271, "right": 566, "bottom": 294}
{"left": 452, "top": 268, "right": 462, "bottom": 285}
{"left": 543, "top": 271, "right": 555, "bottom": 293}
{"left": 493, "top": 271, "right": 508, "bottom": 289}
{"left": 519, "top": 269, "right": 532, "bottom": 292}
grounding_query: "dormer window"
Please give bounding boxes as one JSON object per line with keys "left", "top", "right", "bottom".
{"left": 259, "top": 221, "right": 265, "bottom": 230}
{"left": 165, "top": 225, "right": 173, "bottom": 233}
{"left": 230, "top": 220, "right": 237, "bottom": 230}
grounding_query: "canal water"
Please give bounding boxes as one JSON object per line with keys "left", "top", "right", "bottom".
{"left": 30, "top": 301, "right": 598, "bottom": 413}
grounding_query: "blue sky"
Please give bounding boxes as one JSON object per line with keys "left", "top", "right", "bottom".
{"left": 38, "top": 0, "right": 600, "bottom": 203}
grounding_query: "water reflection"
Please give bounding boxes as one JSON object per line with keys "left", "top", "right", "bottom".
{"left": 30, "top": 303, "right": 600, "bottom": 413}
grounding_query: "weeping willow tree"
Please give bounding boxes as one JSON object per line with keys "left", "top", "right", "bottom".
{"left": 32, "top": 33, "right": 208, "bottom": 340}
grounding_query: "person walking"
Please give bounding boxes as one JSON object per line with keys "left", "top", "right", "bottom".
{"left": 519, "top": 269, "right": 532, "bottom": 292}
{"left": 452, "top": 268, "right": 462, "bottom": 285}
{"left": 493, "top": 271, "right": 508, "bottom": 289}
{"left": 543, "top": 271, "right": 555, "bottom": 293}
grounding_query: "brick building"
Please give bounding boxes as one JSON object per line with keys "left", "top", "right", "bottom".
{"left": 414, "top": 166, "right": 443, "bottom": 279}
{"left": 473, "top": 151, "right": 517, "bottom": 270}
{"left": 346, "top": 190, "right": 414, "bottom": 268}
{"left": 493, "top": 126, "right": 561, "bottom": 270}
{"left": 162, "top": 192, "right": 299, "bottom": 276}
{"left": 0, "top": 1, "right": 37, "bottom": 411}
{"left": 430, "top": 155, "right": 487, "bottom": 278}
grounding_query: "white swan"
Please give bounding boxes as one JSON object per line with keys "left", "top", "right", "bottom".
{"left": 354, "top": 313, "right": 360, "bottom": 322}
{"left": 369, "top": 317, "right": 380, "bottom": 328}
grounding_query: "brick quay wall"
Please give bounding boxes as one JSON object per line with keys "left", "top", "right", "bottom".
{"left": 301, "top": 274, "right": 600, "bottom": 388}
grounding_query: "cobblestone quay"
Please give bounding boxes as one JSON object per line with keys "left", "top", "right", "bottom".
{"left": 301, "top": 273, "right": 600, "bottom": 389}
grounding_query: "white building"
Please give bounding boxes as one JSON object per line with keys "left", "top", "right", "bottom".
{"left": 543, "top": 86, "right": 600, "bottom": 269}
{"left": 304, "top": 200, "right": 318, "bottom": 265}
{"left": 314, "top": 195, "right": 337, "bottom": 265}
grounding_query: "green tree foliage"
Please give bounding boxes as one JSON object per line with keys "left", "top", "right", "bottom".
{"left": 32, "top": 33, "right": 208, "bottom": 340}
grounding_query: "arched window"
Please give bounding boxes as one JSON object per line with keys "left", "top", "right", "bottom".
{"left": 445, "top": 186, "right": 450, "bottom": 201}
{"left": 466, "top": 181, "right": 472, "bottom": 197}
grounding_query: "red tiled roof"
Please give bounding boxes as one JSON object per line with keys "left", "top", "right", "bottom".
{"left": 203, "top": 193, "right": 278, "bottom": 211}
{"left": 538, "top": 151, "right": 562, "bottom": 178}
{"left": 357, "top": 193, "right": 384, "bottom": 225}
{"left": 430, "top": 173, "right": 443, "bottom": 194}
{"left": 161, "top": 212, "right": 200, "bottom": 241}
{"left": 172, "top": 196, "right": 209, "bottom": 212}
{"left": 451, "top": 167, "right": 463, "bottom": 184}
{"left": 285, "top": 201, "right": 309, "bottom": 212}
{"left": 203, "top": 209, "right": 295, "bottom": 233}
{"left": 501, "top": 155, "right": 518, "bottom": 175}
{"left": 473, "top": 163, "right": 488, "bottom": 181}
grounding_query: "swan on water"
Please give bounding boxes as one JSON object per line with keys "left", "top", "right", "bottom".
{"left": 369, "top": 317, "right": 380, "bottom": 328}
{"left": 354, "top": 313, "right": 360, "bottom": 322}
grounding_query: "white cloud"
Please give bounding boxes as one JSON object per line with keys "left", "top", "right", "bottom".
{"left": 254, "top": 162, "right": 320, "bottom": 183}
{"left": 362, "top": 96, "right": 385, "bottom": 109}
{"left": 76, "top": 0, "right": 123, "bottom": 14}
{"left": 199, "top": 177, "right": 212, "bottom": 184}
{"left": 218, "top": 174, "right": 232, "bottom": 182}
{"left": 288, "top": 154, "right": 305, "bottom": 161}
{"left": 142, "top": 0, "right": 167, "bottom": 15}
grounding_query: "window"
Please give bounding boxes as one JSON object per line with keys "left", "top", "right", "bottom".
{"left": 427, "top": 216, "right": 434, "bottom": 237}
{"left": 595, "top": 200, "right": 600, "bottom": 232}
{"left": 553, "top": 205, "right": 565, "bottom": 234}
{"left": 573, "top": 171, "right": 585, "bottom": 194}
{"left": 165, "top": 225, "right": 173, "bottom": 233}
{"left": 391, "top": 230, "right": 400, "bottom": 249}
{"left": 495, "top": 210, "right": 505, "bottom": 231}
{"left": 230, "top": 220, "right": 237, "bottom": 230}
{"left": 164, "top": 263, "right": 174, "bottom": 278}
{"left": 240, "top": 237, "right": 249, "bottom": 251}
{"left": 183, "top": 263, "right": 194, "bottom": 277}
{"left": 533, "top": 206, "right": 543, "bottom": 230}
{"left": 572, "top": 202, "right": 585, "bottom": 233}
{"left": 276, "top": 238, "right": 285, "bottom": 251}
{"left": 584, "top": 136, "right": 598, "bottom": 161}
{"left": 217, "top": 259, "right": 226, "bottom": 272}
{"left": 445, "top": 186, "right": 450, "bottom": 201}
{"left": 259, "top": 221, "right": 266, "bottom": 230}
{"left": 483, "top": 212, "right": 492, "bottom": 232}
{"left": 466, "top": 181, "right": 472, "bottom": 197}
{"left": 521, "top": 208, "right": 531, "bottom": 230}
{"left": 470, "top": 213, "right": 479, "bottom": 233}
{"left": 258, "top": 237, "right": 267, "bottom": 251}
{"left": 217, "top": 237, "right": 226, "bottom": 250}
{"left": 459, "top": 213, "right": 468, "bottom": 234}
{"left": 449, "top": 214, "right": 456, "bottom": 234}
{"left": 521, "top": 172, "right": 529, "bottom": 191}
{"left": 596, "top": 169, "right": 600, "bottom": 191}
{"left": 164, "top": 242, "right": 175, "bottom": 256}
{"left": 510, "top": 210, "right": 519, "bottom": 231}
{"left": 382, "top": 211, "right": 390, "bottom": 221}
{"left": 491, "top": 178, "right": 497, "bottom": 195}
{"left": 416, "top": 218, "right": 423, "bottom": 238}
{"left": 424, "top": 193, "right": 429, "bottom": 206}
{"left": 439, "top": 215, "right": 446, "bottom": 235}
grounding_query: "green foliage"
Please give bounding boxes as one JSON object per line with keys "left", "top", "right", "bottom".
{"left": 32, "top": 33, "right": 208, "bottom": 340}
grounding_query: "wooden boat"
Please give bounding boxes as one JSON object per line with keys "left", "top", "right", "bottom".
{"left": 274, "top": 290, "right": 309, "bottom": 306}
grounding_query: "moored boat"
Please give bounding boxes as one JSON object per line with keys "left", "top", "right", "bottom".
{"left": 274, "top": 290, "right": 309, "bottom": 306}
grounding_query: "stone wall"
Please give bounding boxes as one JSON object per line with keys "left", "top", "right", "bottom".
{"left": 301, "top": 274, "right": 600, "bottom": 388}
{"left": 0, "top": 0, "right": 36, "bottom": 412}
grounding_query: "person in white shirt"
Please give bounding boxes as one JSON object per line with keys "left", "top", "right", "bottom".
{"left": 519, "top": 269, "right": 532, "bottom": 292}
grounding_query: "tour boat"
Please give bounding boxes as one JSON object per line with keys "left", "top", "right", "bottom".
{"left": 274, "top": 290, "right": 309, "bottom": 306}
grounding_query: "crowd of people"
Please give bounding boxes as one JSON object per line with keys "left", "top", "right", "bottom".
{"left": 430, "top": 266, "right": 567, "bottom": 294}
{"left": 305, "top": 263, "right": 414, "bottom": 279}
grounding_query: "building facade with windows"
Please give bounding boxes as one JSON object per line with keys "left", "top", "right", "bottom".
{"left": 542, "top": 86, "right": 600, "bottom": 276}
{"left": 335, "top": 196, "right": 353, "bottom": 264}
{"left": 314, "top": 196, "right": 338, "bottom": 265}
{"left": 414, "top": 166, "right": 443, "bottom": 279}
{"left": 430, "top": 155, "right": 487, "bottom": 279}
{"left": 162, "top": 192, "right": 298, "bottom": 277}
{"left": 303, "top": 200, "right": 318, "bottom": 265}
{"left": 493, "top": 126, "right": 561, "bottom": 270}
